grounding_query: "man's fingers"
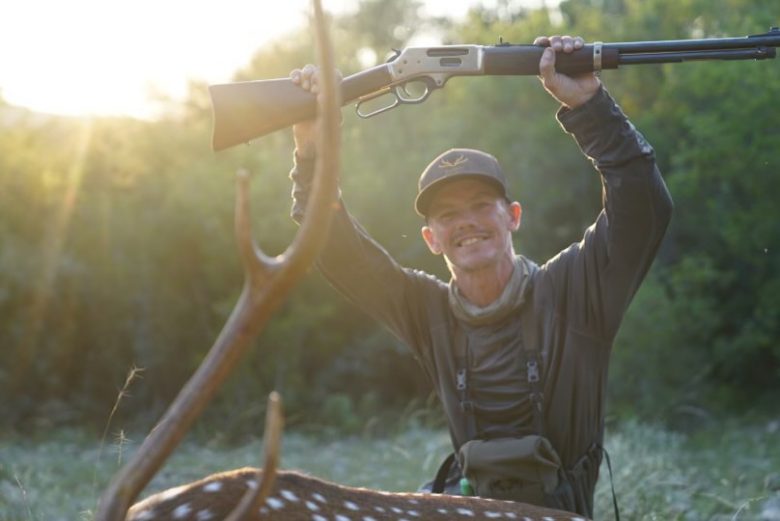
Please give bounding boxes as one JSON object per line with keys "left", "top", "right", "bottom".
{"left": 538, "top": 46, "right": 556, "bottom": 81}
{"left": 292, "top": 65, "right": 343, "bottom": 93}
{"left": 300, "top": 64, "right": 316, "bottom": 90}
{"left": 535, "top": 34, "right": 586, "bottom": 55}
{"left": 561, "top": 35, "right": 574, "bottom": 52}
{"left": 533, "top": 36, "right": 550, "bottom": 47}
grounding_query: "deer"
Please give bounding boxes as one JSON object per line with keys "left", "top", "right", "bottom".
{"left": 94, "top": 1, "right": 591, "bottom": 520}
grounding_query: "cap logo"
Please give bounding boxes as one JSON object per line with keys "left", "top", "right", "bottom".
{"left": 438, "top": 154, "right": 468, "bottom": 169}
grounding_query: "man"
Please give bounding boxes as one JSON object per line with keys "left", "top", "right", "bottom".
{"left": 288, "top": 35, "right": 673, "bottom": 517}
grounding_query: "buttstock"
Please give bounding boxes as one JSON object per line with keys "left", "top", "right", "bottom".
{"left": 209, "top": 78, "right": 317, "bottom": 151}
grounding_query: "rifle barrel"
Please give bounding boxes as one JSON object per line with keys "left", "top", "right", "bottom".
{"left": 606, "top": 29, "right": 780, "bottom": 54}
{"left": 618, "top": 47, "right": 776, "bottom": 65}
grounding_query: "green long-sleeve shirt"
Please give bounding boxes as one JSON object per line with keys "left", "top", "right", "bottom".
{"left": 291, "top": 87, "right": 673, "bottom": 515}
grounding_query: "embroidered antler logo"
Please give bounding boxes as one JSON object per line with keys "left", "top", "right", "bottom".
{"left": 439, "top": 154, "right": 468, "bottom": 169}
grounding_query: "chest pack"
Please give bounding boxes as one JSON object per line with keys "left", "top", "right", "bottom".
{"left": 430, "top": 322, "right": 620, "bottom": 520}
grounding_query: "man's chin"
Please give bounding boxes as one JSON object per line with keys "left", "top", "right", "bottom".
{"left": 449, "top": 253, "right": 498, "bottom": 273}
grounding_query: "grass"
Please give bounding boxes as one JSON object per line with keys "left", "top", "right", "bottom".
{"left": 1, "top": 419, "right": 778, "bottom": 521}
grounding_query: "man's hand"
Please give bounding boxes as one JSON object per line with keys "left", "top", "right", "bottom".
{"left": 290, "top": 64, "right": 342, "bottom": 158}
{"left": 534, "top": 35, "right": 601, "bottom": 109}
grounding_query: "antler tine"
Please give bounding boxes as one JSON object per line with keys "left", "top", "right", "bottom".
{"left": 246, "top": 0, "right": 341, "bottom": 305}
{"left": 235, "top": 168, "right": 281, "bottom": 283}
{"left": 94, "top": 0, "right": 340, "bottom": 518}
{"left": 223, "top": 392, "right": 284, "bottom": 521}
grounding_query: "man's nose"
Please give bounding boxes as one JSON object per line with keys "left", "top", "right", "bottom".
{"left": 453, "top": 211, "right": 478, "bottom": 229}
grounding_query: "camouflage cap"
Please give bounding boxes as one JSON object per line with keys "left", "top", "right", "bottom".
{"left": 415, "top": 148, "right": 509, "bottom": 217}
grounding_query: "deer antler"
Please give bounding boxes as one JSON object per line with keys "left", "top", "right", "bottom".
{"left": 94, "top": 1, "right": 340, "bottom": 519}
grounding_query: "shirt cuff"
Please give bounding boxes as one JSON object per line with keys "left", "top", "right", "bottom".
{"left": 556, "top": 85, "right": 620, "bottom": 135}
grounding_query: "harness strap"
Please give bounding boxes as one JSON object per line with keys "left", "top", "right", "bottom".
{"left": 598, "top": 444, "right": 621, "bottom": 521}
{"left": 454, "top": 321, "right": 478, "bottom": 441}
{"left": 431, "top": 452, "right": 456, "bottom": 494}
{"left": 520, "top": 344, "right": 545, "bottom": 436}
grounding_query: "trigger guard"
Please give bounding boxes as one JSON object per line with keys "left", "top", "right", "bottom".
{"left": 393, "top": 77, "right": 436, "bottom": 104}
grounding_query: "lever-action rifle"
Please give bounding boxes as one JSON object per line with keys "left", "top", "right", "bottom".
{"left": 210, "top": 27, "right": 780, "bottom": 151}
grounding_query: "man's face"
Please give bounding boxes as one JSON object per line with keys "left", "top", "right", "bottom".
{"left": 421, "top": 178, "right": 521, "bottom": 274}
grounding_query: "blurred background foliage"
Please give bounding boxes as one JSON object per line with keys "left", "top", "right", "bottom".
{"left": 0, "top": 0, "right": 778, "bottom": 435}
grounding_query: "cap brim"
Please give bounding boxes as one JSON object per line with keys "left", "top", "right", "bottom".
{"left": 415, "top": 173, "right": 508, "bottom": 217}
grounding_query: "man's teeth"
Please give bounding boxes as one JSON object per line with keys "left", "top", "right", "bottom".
{"left": 459, "top": 237, "right": 481, "bottom": 247}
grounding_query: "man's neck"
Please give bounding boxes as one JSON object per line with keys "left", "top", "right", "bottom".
{"left": 451, "top": 256, "right": 516, "bottom": 307}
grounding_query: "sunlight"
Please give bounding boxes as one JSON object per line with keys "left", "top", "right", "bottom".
{"left": 1, "top": 0, "right": 316, "bottom": 118}
{"left": 12, "top": 118, "right": 94, "bottom": 391}
{"left": 1, "top": 0, "right": 555, "bottom": 119}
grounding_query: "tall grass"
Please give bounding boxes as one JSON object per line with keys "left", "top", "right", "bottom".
{"left": 1, "top": 418, "right": 778, "bottom": 521}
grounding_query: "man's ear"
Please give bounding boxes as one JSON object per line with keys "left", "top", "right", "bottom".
{"left": 508, "top": 201, "right": 522, "bottom": 231}
{"left": 421, "top": 225, "right": 442, "bottom": 255}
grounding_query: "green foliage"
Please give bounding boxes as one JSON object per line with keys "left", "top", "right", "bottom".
{"left": 0, "top": 0, "right": 778, "bottom": 430}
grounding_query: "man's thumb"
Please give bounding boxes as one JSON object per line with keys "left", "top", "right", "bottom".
{"left": 538, "top": 46, "right": 556, "bottom": 83}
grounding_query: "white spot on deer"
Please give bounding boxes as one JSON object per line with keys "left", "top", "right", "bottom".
{"left": 312, "top": 515, "right": 328, "bottom": 521}
{"left": 172, "top": 503, "right": 192, "bottom": 519}
{"left": 344, "top": 500, "right": 360, "bottom": 510}
{"left": 406, "top": 510, "right": 420, "bottom": 517}
{"left": 391, "top": 507, "right": 403, "bottom": 514}
{"left": 246, "top": 479, "right": 258, "bottom": 490}
{"left": 374, "top": 506, "right": 386, "bottom": 513}
{"left": 335, "top": 515, "right": 351, "bottom": 521}
{"left": 202, "top": 481, "right": 222, "bottom": 493}
{"left": 195, "top": 509, "right": 214, "bottom": 521}
{"left": 259, "top": 507, "right": 269, "bottom": 515}
{"left": 437, "top": 508, "right": 448, "bottom": 514}
{"left": 456, "top": 507, "right": 475, "bottom": 517}
{"left": 266, "top": 497, "right": 285, "bottom": 510}
{"left": 312, "top": 492, "right": 327, "bottom": 503}
{"left": 306, "top": 500, "right": 320, "bottom": 512}
{"left": 407, "top": 498, "right": 419, "bottom": 504}
{"left": 485, "top": 513, "right": 502, "bottom": 519}
{"left": 281, "top": 489, "right": 300, "bottom": 502}
{"left": 363, "top": 517, "right": 378, "bottom": 521}
{"left": 572, "top": 518, "right": 587, "bottom": 521}
{"left": 543, "top": 517, "right": 555, "bottom": 521}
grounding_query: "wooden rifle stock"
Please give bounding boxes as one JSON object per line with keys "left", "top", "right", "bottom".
{"left": 209, "top": 65, "right": 392, "bottom": 151}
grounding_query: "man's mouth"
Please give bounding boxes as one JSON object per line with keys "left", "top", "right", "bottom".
{"left": 456, "top": 235, "right": 488, "bottom": 247}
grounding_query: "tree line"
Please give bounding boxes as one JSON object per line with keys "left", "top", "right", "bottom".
{"left": 1, "top": 0, "right": 777, "bottom": 433}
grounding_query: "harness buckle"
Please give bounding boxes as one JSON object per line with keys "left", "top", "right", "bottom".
{"left": 527, "top": 359, "right": 540, "bottom": 383}
{"left": 456, "top": 368, "right": 467, "bottom": 390}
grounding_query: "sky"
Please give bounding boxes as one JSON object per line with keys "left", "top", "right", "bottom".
{"left": 0, "top": 0, "right": 555, "bottom": 119}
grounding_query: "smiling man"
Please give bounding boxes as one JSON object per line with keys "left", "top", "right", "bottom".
{"left": 289, "top": 35, "right": 673, "bottom": 518}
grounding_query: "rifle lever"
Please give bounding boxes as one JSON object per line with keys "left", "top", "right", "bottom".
{"left": 355, "top": 77, "right": 438, "bottom": 119}
{"left": 355, "top": 87, "right": 399, "bottom": 118}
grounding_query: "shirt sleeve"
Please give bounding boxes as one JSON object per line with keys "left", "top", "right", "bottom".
{"left": 289, "top": 151, "right": 444, "bottom": 362}
{"left": 542, "top": 86, "right": 674, "bottom": 342}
